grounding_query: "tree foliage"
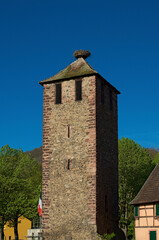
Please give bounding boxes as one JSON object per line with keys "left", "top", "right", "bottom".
{"left": 118, "top": 138, "right": 154, "bottom": 239}
{"left": 153, "top": 152, "right": 159, "bottom": 165}
{"left": 0, "top": 145, "right": 42, "bottom": 240}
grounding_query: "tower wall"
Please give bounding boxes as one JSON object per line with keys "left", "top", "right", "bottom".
{"left": 96, "top": 77, "right": 118, "bottom": 235}
{"left": 42, "top": 76, "right": 98, "bottom": 240}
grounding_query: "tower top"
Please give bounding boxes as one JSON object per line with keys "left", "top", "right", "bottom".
{"left": 39, "top": 51, "right": 120, "bottom": 94}
{"left": 73, "top": 50, "right": 91, "bottom": 59}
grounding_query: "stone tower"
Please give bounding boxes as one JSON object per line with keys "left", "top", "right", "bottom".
{"left": 39, "top": 50, "right": 120, "bottom": 240}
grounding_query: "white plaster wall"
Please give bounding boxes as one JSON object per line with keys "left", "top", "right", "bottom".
{"left": 135, "top": 228, "right": 159, "bottom": 240}
{"left": 135, "top": 204, "right": 159, "bottom": 239}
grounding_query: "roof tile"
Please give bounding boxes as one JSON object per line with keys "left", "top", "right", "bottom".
{"left": 130, "top": 164, "right": 159, "bottom": 205}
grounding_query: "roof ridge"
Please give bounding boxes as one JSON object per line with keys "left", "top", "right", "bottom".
{"left": 80, "top": 57, "right": 97, "bottom": 72}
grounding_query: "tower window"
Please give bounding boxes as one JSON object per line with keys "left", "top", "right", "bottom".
{"left": 101, "top": 82, "right": 104, "bottom": 104}
{"left": 75, "top": 80, "right": 82, "bottom": 101}
{"left": 110, "top": 89, "right": 113, "bottom": 110}
{"left": 55, "top": 83, "right": 62, "bottom": 104}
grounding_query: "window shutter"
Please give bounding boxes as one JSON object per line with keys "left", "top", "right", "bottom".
{"left": 150, "top": 231, "right": 156, "bottom": 240}
{"left": 156, "top": 204, "right": 159, "bottom": 216}
{"left": 135, "top": 206, "right": 138, "bottom": 217}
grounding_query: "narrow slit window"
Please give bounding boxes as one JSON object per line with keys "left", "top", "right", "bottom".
{"left": 68, "top": 125, "right": 70, "bottom": 138}
{"left": 110, "top": 89, "right": 113, "bottom": 110}
{"left": 55, "top": 83, "right": 62, "bottom": 104}
{"left": 75, "top": 80, "right": 82, "bottom": 101}
{"left": 67, "top": 159, "right": 71, "bottom": 170}
{"left": 101, "top": 82, "right": 104, "bottom": 104}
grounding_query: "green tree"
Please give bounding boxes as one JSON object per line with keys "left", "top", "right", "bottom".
{"left": 153, "top": 152, "right": 159, "bottom": 164}
{"left": 0, "top": 145, "right": 42, "bottom": 240}
{"left": 0, "top": 177, "right": 10, "bottom": 240}
{"left": 118, "top": 138, "right": 154, "bottom": 239}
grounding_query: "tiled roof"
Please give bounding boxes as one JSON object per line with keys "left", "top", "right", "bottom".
{"left": 39, "top": 57, "right": 120, "bottom": 94}
{"left": 39, "top": 58, "right": 97, "bottom": 84}
{"left": 130, "top": 164, "right": 159, "bottom": 205}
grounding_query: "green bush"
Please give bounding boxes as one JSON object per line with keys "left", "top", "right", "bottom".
{"left": 98, "top": 232, "right": 115, "bottom": 240}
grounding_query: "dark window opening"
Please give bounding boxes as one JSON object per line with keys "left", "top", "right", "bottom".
{"left": 55, "top": 83, "right": 62, "bottom": 104}
{"left": 67, "top": 159, "right": 71, "bottom": 170}
{"left": 105, "top": 195, "right": 108, "bottom": 213}
{"left": 68, "top": 125, "right": 70, "bottom": 138}
{"left": 101, "top": 82, "right": 104, "bottom": 104}
{"left": 9, "top": 237, "right": 11, "bottom": 240}
{"left": 75, "top": 80, "right": 82, "bottom": 101}
{"left": 110, "top": 89, "right": 113, "bottom": 110}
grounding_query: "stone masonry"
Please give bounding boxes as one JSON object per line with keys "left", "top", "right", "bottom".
{"left": 40, "top": 51, "right": 120, "bottom": 240}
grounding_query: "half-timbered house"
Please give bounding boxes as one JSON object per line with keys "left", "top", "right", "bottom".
{"left": 130, "top": 163, "right": 159, "bottom": 240}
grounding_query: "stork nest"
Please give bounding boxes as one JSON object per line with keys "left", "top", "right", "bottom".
{"left": 73, "top": 50, "right": 91, "bottom": 59}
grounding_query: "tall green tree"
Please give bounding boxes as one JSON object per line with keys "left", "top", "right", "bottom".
{"left": 0, "top": 145, "right": 42, "bottom": 240}
{"left": 118, "top": 138, "right": 154, "bottom": 239}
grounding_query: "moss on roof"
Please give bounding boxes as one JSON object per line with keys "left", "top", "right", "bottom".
{"left": 39, "top": 56, "right": 120, "bottom": 94}
{"left": 39, "top": 58, "right": 97, "bottom": 85}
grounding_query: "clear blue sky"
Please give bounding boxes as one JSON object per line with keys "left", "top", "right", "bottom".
{"left": 0, "top": 0, "right": 159, "bottom": 151}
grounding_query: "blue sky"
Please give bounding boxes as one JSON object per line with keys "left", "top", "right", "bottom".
{"left": 0, "top": 0, "right": 159, "bottom": 151}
